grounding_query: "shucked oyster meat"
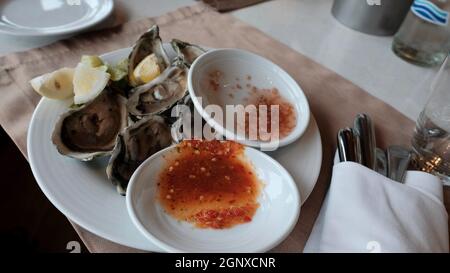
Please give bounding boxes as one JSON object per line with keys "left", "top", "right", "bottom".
{"left": 106, "top": 115, "right": 172, "bottom": 195}
{"left": 127, "top": 61, "right": 188, "bottom": 116}
{"left": 128, "top": 25, "right": 170, "bottom": 87}
{"left": 52, "top": 88, "right": 128, "bottom": 161}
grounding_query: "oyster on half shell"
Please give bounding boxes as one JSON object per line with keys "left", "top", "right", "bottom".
{"left": 128, "top": 25, "right": 170, "bottom": 87}
{"left": 126, "top": 61, "right": 188, "bottom": 117}
{"left": 171, "top": 39, "right": 206, "bottom": 67}
{"left": 52, "top": 88, "right": 128, "bottom": 161}
{"left": 106, "top": 115, "right": 172, "bottom": 195}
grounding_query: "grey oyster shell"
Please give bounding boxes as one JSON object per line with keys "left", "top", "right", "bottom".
{"left": 171, "top": 39, "right": 206, "bottom": 67}
{"left": 106, "top": 115, "right": 172, "bottom": 195}
{"left": 52, "top": 88, "right": 128, "bottom": 161}
{"left": 126, "top": 61, "right": 188, "bottom": 116}
{"left": 128, "top": 25, "right": 170, "bottom": 87}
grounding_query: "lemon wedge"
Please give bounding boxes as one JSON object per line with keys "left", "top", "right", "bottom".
{"left": 73, "top": 63, "right": 110, "bottom": 105}
{"left": 133, "top": 53, "right": 161, "bottom": 85}
{"left": 108, "top": 58, "right": 128, "bottom": 81}
{"left": 81, "top": 55, "right": 104, "bottom": 68}
{"left": 29, "top": 68, "right": 75, "bottom": 100}
{"left": 95, "top": 65, "right": 109, "bottom": 73}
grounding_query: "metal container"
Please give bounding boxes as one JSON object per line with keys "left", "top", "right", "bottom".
{"left": 332, "top": 0, "right": 414, "bottom": 36}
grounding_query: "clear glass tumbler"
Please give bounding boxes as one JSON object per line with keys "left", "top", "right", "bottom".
{"left": 412, "top": 54, "right": 450, "bottom": 185}
{"left": 393, "top": 0, "right": 450, "bottom": 67}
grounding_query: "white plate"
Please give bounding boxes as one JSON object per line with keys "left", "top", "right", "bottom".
{"left": 0, "top": 0, "right": 113, "bottom": 36}
{"left": 27, "top": 46, "right": 322, "bottom": 252}
{"left": 188, "top": 48, "right": 310, "bottom": 149}
{"left": 127, "top": 145, "right": 300, "bottom": 253}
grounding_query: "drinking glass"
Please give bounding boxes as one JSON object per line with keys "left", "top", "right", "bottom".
{"left": 393, "top": 0, "right": 450, "bottom": 67}
{"left": 412, "top": 54, "right": 450, "bottom": 185}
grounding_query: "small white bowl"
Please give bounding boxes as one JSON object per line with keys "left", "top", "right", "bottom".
{"left": 188, "top": 48, "right": 310, "bottom": 149}
{"left": 126, "top": 144, "right": 301, "bottom": 253}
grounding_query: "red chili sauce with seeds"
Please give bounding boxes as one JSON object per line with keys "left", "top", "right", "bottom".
{"left": 204, "top": 69, "right": 297, "bottom": 140}
{"left": 207, "top": 70, "right": 222, "bottom": 92}
{"left": 246, "top": 87, "right": 297, "bottom": 140}
{"left": 157, "top": 140, "right": 262, "bottom": 229}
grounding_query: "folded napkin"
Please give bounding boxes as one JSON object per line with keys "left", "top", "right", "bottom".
{"left": 202, "top": 0, "right": 268, "bottom": 11}
{"left": 304, "top": 162, "right": 449, "bottom": 253}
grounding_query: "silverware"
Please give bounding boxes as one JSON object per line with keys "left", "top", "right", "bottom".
{"left": 387, "top": 145, "right": 412, "bottom": 183}
{"left": 337, "top": 128, "right": 358, "bottom": 162}
{"left": 337, "top": 114, "right": 413, "bottom": 183}
{"left": 375, "top": 148, "right": 388, "bottom": 177}
{"left": 353, "top": 113, "right": 376, "bottom": 170}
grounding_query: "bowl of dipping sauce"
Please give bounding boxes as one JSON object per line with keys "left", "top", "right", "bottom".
{"left": 188, "top": 48, "right": 310, "bottom": 149}
{"left": 126, "top": 140, "right": 300, "bottom": 253}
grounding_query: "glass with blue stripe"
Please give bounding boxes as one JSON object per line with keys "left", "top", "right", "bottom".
{"left": 393, "top": 0, "right": 450, "bottom": 67}
{"left": 412, "top": 53, "right": 450, "bottom": 185}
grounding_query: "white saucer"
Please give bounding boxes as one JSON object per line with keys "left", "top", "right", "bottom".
{"left": 0, "top": 0, "right": 113, "bottom": 36}
{"left": 127, "top": 145, "right": 300, "bottom": 253}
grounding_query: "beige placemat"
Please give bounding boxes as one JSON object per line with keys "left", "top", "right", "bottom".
{"left": 0, "top": 3, "right": 448, "bottom": 252}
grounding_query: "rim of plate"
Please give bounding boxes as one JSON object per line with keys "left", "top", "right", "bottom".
{"left": 126, "top": 145, "right": 301, "bottom": 253}
{"left": 0, "top": 0, "right": 114, "bottom": 36}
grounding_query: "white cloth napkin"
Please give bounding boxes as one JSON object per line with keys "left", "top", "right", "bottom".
{"left": 304, "top": 162, "right": 449, "bottom": 253}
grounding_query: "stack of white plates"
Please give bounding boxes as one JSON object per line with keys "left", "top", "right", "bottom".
{"left": 0, "top": 0, "right": 114, "bottom": 36}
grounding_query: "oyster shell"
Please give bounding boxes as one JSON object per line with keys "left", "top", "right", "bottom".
{"left": 126, "top": 62, "right": 188, "bottom": 116}
{"left": 52, "top": 88, "right": 128, "bottom": 161}
{"left": 171, "top": 39, "right": 206, "bottom": 66}
{"left": 128, "top": 25, "right": 170, "bottom": 87}
{"left": 106, "top": 115, "right": 172, "bottom": 195}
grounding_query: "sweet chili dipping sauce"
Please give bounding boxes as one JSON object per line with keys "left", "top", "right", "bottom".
{"left": 205, "top": 69, "right": 297, "bottom": 140}
{"left": 246, "top": 87, "right": 297, "bottom": 140}
{"left": 157, "top": 140, "right": 262, "bottom": 229}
